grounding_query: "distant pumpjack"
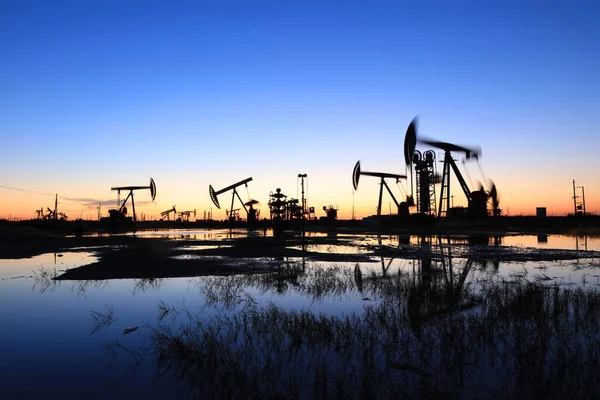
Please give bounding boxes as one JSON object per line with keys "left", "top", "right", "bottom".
{"left": 352, "top": 160, "right": 409, "bottom": 218}
{"left": 109, "top": 178, "right": 157, "bottom": 222}
{"left": 177, "top": 209, "right": 196, "bottom": 222}
{"left": 43, "top": 194, "right": 68, "bottom": 221}
{"left": 160, "top": 205, "right": 177, "bottom": 221}
{"left": 322, "top": 205, "right": 338, "bottom": 224}
{"left": 34, "top": 207, "right": 45, "bottom": 220}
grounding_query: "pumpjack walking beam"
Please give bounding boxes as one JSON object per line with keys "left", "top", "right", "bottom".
{"left": 209, "top": 177, "right": 253, "bottom": 220}
{"left": 111, "top": 178, "right": 157, "bottom": 222}
{"left": 352, "top": 160, "right": 407, "bottom": 217}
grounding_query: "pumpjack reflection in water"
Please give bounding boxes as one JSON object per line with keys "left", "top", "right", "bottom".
{"left": 354, "top": 263, "right": 363, "bottom": 294}
{"left": 407, "top": 235, "right": 485, "bottom": 337}
{"left": 576, "top": 235, "right": 589, "bottom": 251}
{"left": 354, "top": 256, "right": 403, "bottom": 296}
{"left": 267, "top": 243, "right": 308, "bottom": 294}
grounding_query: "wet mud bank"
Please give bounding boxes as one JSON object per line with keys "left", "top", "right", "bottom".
{"left": 52, "top": 235, "right": 373, "bottom": 281}
{"left": 49, "top": 233, "right": 600, "bottom": 281}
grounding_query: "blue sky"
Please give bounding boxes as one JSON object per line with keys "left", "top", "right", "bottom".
{"left": 1, "top": 1, "right": 599, "bottom": 219}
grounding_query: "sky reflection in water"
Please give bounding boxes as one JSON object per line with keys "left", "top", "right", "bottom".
{"left": 0, "top": 233, "right": 599, "bottom": 397}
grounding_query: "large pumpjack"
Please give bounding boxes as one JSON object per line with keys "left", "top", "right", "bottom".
{"left": 404, "top": 117, "right": 500, "bottom": 218}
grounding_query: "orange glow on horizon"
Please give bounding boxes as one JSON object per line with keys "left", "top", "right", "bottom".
{"left": 1, "top": 193, "right": 597, "bottom": 221}
{"left": 1, "top": 178, "right": 598, "bottom": 221}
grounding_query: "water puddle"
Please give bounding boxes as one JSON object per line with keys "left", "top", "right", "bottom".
{"left": 170, "top": 254, "right": 226, "bottom": 261}
{"left": 1, "top": 231, "right": 599, "bottom": 398}
{"left": 174, "top": 245, "right": 233, "bottom": 251}
{"left": 114, "top": 229, "right": 247, "bottom": 239}
{"left": 501, "top": 234, "right": 600, "bottom": 251}
{"left": 361, "top": 233, "right": 600, "bottom": 251}
{"left": 288, "top": 243, "right": 367, "bottom": 254}
{"left": 0, "top": 251, "right": 98, "bottom": 280}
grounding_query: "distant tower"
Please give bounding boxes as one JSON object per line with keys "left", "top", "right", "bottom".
{"left": 54, "top": 194, "right": 58, "bottom": 220}
{"left": 298, "top": 174, "right": 307, "bottom": 217}
{"left": 572, "top": 180, "right": 586, "bottom": 216}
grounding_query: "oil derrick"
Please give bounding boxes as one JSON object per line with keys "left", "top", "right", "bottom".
{"left": 572, "top": 180, "right": 587, "bottom": 216}
{"left": 406, "top": 127, "right": 437, "bottom": 215}
{"left": 297, "top": 173, "right": 308, "bottom": 222}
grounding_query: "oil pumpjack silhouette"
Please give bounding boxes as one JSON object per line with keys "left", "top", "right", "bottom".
{"left": 403, "top": 116, "right": 500, "bottom": 218}
{"left": 104, "top": 178, "right": 157, "bottom": 222}
{"left": 352, "top": 161, "right": 411, "bottom": 218}
{"left": 353, "top": 117, "right": 500, "bottom": 222}
{"left": 160, "top": 205, "right": 177, "bottom": 221}
{"left": 208, "top": 177, "right": 259, "bottom": 225}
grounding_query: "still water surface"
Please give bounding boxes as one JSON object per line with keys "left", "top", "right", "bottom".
{"left": 1, "top": 232, "right": 599, "bottom": 398}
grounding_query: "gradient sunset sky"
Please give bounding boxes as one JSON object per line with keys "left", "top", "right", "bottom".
{"left": 1, "top": 0, "right": 598, "bottom": 220}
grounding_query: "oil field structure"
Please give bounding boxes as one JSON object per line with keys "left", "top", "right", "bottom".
{"left": 209, "top": 177, "right": 259, "bottom": 225}
{"left": 353, "top": 116, "right": 501, "bottom": 225}
{"left": 177, "top": 209, "right": 196, "bottom": 222}
{"left": 102, "top": 178, "right": 157, "bottom": 223}
{"left": 34, "top": 194, "right": 68, "bottom": 221}
{"left": 13, "top": 115, "right": 597, "bottom": 233}
{"left": 352, "top": 160, "right": 411, "bottom": 219}
{"left": 404, "top": 117, "right": 500, "bottom": 219}
{"left": 160, "top": 205, "right": 177, "bottom": 221}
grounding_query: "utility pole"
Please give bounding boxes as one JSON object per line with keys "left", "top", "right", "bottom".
{"left": 573, "top": 179, "right": 578, "bottom": 215}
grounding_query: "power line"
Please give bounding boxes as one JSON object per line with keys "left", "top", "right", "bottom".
{"left": 503, "top": 182, "right": 572, "bottom": 195}
{"left": 0, "top": 184, "right": 95, "bottom": 207}
{"left": 0, "top": 185, "right": 55, "bottom": 197}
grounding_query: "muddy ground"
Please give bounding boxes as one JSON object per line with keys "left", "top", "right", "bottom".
{"left": 2, "top": 223, "right": 599, "bottom": 281}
